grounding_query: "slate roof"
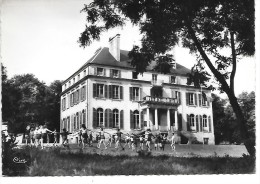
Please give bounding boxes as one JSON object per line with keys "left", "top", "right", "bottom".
{"left": 63, "top": 47, "right": 191, "bottom": 84}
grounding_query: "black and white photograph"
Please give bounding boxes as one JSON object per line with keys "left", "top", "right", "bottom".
{"left": 0, "top": 0, "right": 259, "bottom": 182}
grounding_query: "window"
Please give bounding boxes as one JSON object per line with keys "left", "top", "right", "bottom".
{"left": 186, "top": 92, "right": 197, "bottom": 106}
{"left": 203, "top": 115, "right": 207, "bottom": 128}
{"left": 190, "top": 114, "right": 195, "bottom": 127}
{"left": 132, "top": 72, "right": 138, "bottom": 79}
{"left": 199, "top": 92, "right": 209, "bottom": 106}
{"left": 97, "top": 84, "right": 104, "bottom": 97}
{"left": 170, "top": 76, "right": 176, "bottom": 83}
{"left": 111, "top": 69, "right": 120, "bottom": 78}
{"left": 81, "top": 86, "right": 86, "bottom": 101}
{"left": 84, "top": 70, "right": 86, "bottom": 77}
{"left": 133, "top": 87, "right": 139, "bottom": 101}
{"left": 112, "top": 85, "right": 120, "bottom": 99}
{"left": 78, "top": 74, "right": 80, "bottom": 81}
{"left": 97, "top": 108, "right": 104, "bottom": 127}
{"left": 133, "top": 110, "right": 140, "bottom": 129}
{"left": 113, "top": 109, "right": 119, "bottom": 128}
{"left": 65, "top": 84, "right": 67, "bottom": 89}
{"left": 97, "top": 68, "right": 104, "bottom": 76}
{"left": 69, "top": 81, "right": 71, "bottom": 87}
{"left": 152, "top": 74, "right": 157, "bottom": 83}
{"left": 73, "top": 78, "right": 75, "bottom": 84}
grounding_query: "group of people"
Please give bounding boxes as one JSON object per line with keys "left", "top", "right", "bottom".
{"left": 60, "top": 125, "right": 176, "bottom": 152}
{"left": 24, "top": 125, "right": 59, "bottom": 149}
{"left": 23, "top": 124, "right": 176, "bottom": 152}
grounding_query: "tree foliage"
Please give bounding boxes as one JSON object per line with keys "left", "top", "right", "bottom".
{"left": 79, "top": 0, "right": 255, "bottom": 156}
{"left": 2, "top": 65, "right": 62, "bottom": 133}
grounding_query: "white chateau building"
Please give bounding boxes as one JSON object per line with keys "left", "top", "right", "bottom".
{"left": 60, "top": 34, "right": 215, "bottom": 144}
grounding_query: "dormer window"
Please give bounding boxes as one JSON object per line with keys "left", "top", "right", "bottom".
{"left": 132, "top": 72, "right": 138, "bottom": 79}
{"left": 84, "top": 70, "right": 86, "bottom": 77}
{"left": 111, "top": 69, "right": 120, "bottom": 78}
{"left": 69, "top": 81, "right": 71, "bottom": 87}
{"left": 78, "top": 74, "right": 80, "bottom": 81}
{"left": 73, "top": 78, "right": 75, "bottom": 84}
{"left": 97, "top": 67, "right": 104, "bottom": 76}
{"left": 170, "top": 76, "right": 176, "bottom": 83}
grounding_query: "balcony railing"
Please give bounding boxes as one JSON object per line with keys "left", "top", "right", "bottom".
{"left": 151, "top": 79, "right": 164, "bottom": 86}
{"left": 141, "top": 96, "right": 180, "bottom": 106}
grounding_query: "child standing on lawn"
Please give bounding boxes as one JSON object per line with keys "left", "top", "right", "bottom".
{"left": 53, "top": 129, "right": 59, "bottom": 146}
{"left": 170, "top": 132, "right": 176, "bottom": 151}
{"left": 139, "top": 135, "right": 144, "bottom": 150}
{"left": 97, "top": 127, "right": 107, "bottom": 149}
{"left": 60, "top": 128, "right": 70, "bottom": 148}
{"left": 124, "top": 133, "right": 131, "bottom": 149}
{"left": 106, "top": 133, "right": 113, "bottom": 148}
{"left": 115, "top": 128, "right": 124, "bottom": 150}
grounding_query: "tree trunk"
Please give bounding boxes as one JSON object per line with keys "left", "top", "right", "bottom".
{"left": 226, "top": 90, "right": 255, "bottom": 156}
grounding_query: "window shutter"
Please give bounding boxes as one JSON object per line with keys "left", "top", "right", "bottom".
{"left": 172, "top": 90, "right": 176, "bottom": 98}
{"left": 178, "top": 113, "right": 182, "bottom": 131}
{"left": 71, "top": 115, "right": 73, "bottom": 132}
{"left": 105, "top": 109, "right": 108, "bottom": 128}
{"left": 74, "top": 92, "right": 77, "bottom": 105}
{"left": 186, "top": 114, "right": 190, "bottom": 131}
{"left": 94, "top": 67, "right": 97, "bottom": 75}
{"left": 196, "top": 115, "right": 199, "bottom": 132}
{"left": 129, "top": 87, "right": 133, "bottom": 101}
{"left": 199, "top": 94, "right": 202, "bottom": 106}
{"left": 105, "top": 85, "right": 108, "bottom": 98}
{"left": 139, "top": 88, "right": 142, "bottom": 100}
{"left": 120, "top": 86, "right": 123, "bottom": 100}
{"left": 120, "top": 110, "right": 124, "bottom": 129}
{"left": 141, "top": 111, "right": 144, "bottom": 128}
{"left": 119, "top": 70, "right": 121, "bottom": 78}
{"left": 130, "top": 110, "right": 134, "bottom": 129}
{"left": 199, "top": 115, "right": 203, "bottom": 132}
{"left": 103, "top": 68, "right": 106, "bottom": 76}
{"left": 178, "top": 92, "right": 181, "bottom": 104}
{"left": 169, "top": 76, "right": 171, "bottom": 83}
{"left": 110, "top": 69, "right": 113, "bottom": 77}
{"left": 83, "top": 86, "right": 86, "bottom": 100}
{"left": 186, "top": 93, "right": 189, "bottom": 105}
{"left": 93, "top": 83, "right": 97, "bottom": 98}
{"left": 79, "top": 88, "right": 81, "bottom": 102}
{"left": 207, "top": 99, "right": 210, "bottom": 107}
{"left": 93, "top": 108, "right": 97, "bottom": 128}
{"left": 109, "top": 85, "right": 112, "bottom": 98}
{"left": 195, "top": 93, "right": 197, "bottom": 106}
{"left": 208, "top": 116, "right": 212, "bottom": 132}
{"left": 109, "top": 109, "right": 113, "bottom": 128}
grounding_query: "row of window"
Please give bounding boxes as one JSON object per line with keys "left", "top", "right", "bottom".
{"left": 93, "top": 108, "right": 124, "bottom": 129}
{"left": 61, "top": 86, "right": 86, "bottom": 111}
{"left": 186, "top": 92, "right": 210, "bottom": 107}
{"left": 186, "top": 114, "right": 212, "bottom": 132}
{"left": 64, "top": 70, "right": 87, "bottom": 90}
{"left": 61, "top": 110, "right": 86, "bottom": 132}
{"left": 92, "top": 108, "right": 143, "bottom": 130}
{"left": 93, "top": 84, "right": 124, "bottom": 99}
{"left": 95, "top": 67, "right": 177, "bottom": 84}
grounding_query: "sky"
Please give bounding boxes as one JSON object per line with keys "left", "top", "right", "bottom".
{"left": 0, "top": 0, "right": 257, "bottom": 97}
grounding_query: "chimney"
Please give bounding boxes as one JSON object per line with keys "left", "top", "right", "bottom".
{"left": 109, "top": 34, "right": 120, "bottom": 62}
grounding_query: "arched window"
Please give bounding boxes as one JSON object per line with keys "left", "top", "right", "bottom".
{"left": 203, "top": 115, "right": 207, "bottom": 127}
{"left": 133, "top": 110, "right": 140, "bottom": 129}
{"left": 113, "top": 109, "right": 119, "bottom": 128}
{"left": 190, "top": 114, "right": 195, "bottom": 127}
{"left": 97, "top": 108, "right": 104, "bottom": 127}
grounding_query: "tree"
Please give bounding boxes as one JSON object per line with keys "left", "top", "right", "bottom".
{"left": 211, "top": 93, "right": 227, "bottom": 144}
{"left": 78, "top": 0, "right": 255, "bottom": 156}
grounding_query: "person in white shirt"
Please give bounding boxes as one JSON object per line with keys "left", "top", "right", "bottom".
{"left": 40, "top": 125, "right": 53, "bottom": 149}
{"left": 170, "top": 132, "right": 176, "bottom": 151}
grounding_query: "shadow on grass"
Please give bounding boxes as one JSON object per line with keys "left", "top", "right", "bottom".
{"left": 2, "top": 144, "right": 256, "bottom": 176}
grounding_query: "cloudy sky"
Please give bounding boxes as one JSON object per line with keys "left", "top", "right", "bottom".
{"left": 1, "top": 0, "right": 257, "bottom": 97}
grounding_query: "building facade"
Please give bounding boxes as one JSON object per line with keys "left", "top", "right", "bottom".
{"left": 60, "top": 34, "right": 215, "bottom": 144}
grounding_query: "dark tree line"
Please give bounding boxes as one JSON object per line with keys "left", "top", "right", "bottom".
{"left": 1, "top": 64, "right": 62, "bottom": 133}
{"left": 212, "top": 92, "right": 255, "bottom": 145}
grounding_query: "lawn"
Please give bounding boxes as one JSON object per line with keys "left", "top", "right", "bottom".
{"left": 2, "top": 142, "right": 255, "bottom": 176}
